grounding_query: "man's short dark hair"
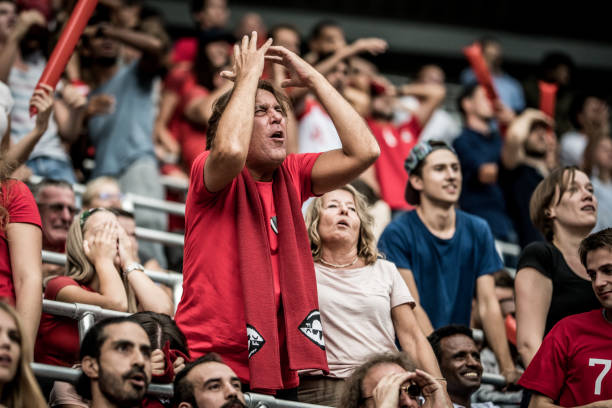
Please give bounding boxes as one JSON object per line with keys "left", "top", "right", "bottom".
{"left": 456, "top": 82, "right": 480, "bottom": 119}
{"left": 30, "top": 178, "right": 74, "bottom": 202}
{"left": 340, "top": 352, "right": 416, "bottom": 408}
{"left": 427, "top": 325, "right": 474, "bottom": 362}
{"left": 478, "top": 35, "right": 500, "bottom": 49}
{"left": 579, "top": 228, "right": 612, "bottom": 268}
{"left": 269, "top": 23, "right": 300, "bottom": 41}
{"left": 309, "top": 20, "right": 341, "bottom": 42}
{"left": 206, "top": 80, "right": 289, "bottom": 150}
{"left": 173, "top": 353, "right": 225, "bottom": 406}
{"left": 75, "top": 316, "right": 140, "bottom": 400}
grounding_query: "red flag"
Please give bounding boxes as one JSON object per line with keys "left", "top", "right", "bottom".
{"left": 538, "top": 80, "right": 558, "bottom": 118}
{"left": 463, "top": 43, "right": 498, "bottom": 103}
{"left": 30, "top": 0, "right": 98, "bottom": 115}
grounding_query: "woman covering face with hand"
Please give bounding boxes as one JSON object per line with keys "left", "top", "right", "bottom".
{"left": 299, "top": 185, "right": 441, "bottom": 407}
{"left": 35, "top": 208, "right": 173, "bottom": 368}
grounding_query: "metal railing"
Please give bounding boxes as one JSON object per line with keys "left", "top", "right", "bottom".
{"left": 42, "top": 251, "right": 183, "bottom": 309}
{"left": 29, "top": 175, "right": 187, "bottom": 217}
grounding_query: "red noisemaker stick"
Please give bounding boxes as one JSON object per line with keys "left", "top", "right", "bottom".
{"left": 463, "top": 43, "right": 498, "bottom": 103}
{"left": 29, "top": 0, "right": 98, "bottom": 116}
{"left": 538, "top": 81, "right": 558, "bottom": 118}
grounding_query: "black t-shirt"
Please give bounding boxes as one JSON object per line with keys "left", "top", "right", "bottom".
{"left": 517, "top": 241, "right": 600, "bottom": 335}
{"left": 499, "top": 164, "right": 545, "bottom": 248}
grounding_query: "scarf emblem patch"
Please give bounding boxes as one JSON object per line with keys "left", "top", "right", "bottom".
{"left": 246, "top": 324, "right": 266, "bottom": 358}
{"left": 298, "top": 310, "right": 325, "bottom": 350}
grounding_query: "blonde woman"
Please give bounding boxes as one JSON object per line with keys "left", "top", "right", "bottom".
{"left": 299, "top": 185, "right": 441, "bottom": 407}
{"left": 0, "top": 301, "right": 47, "bottom": 408}
{"left": 34, "top": 207, "right": 172, "bottom": 367}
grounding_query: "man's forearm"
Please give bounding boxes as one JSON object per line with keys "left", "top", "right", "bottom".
{"left": 310, "top": 73, "right": 378, "bottom": 160}
{"left": 0, "top": 37, "right": 20, "bottom": 82}
{"left": 102, "top": 25, "right": 163, "bottom": 55}
{"left": 480, "top": 299, "right": 515, "bottom": 374}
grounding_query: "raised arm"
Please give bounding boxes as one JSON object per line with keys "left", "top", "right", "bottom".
{"left": 501, "top": 109, "right": 553, "bottom": 170}
{"left": 398, "top": 83, "right": 446, "bottom": 128}
{"left": 206, "top": 33, "right": 272, "bottom": 192}
{"left": 0, "top": 10, "right": 45, "bottom": 82}
{"left": 515, "top": 267, "right": 552, "bottom": 367}
{"left": 266, "top": 45, "right": 380, "bottom": 195}
{"left": 0, "top": 85, "right": 53, "bottom": 174}
{"left": 476, "top": 274, "right": 520, "bottom": 384}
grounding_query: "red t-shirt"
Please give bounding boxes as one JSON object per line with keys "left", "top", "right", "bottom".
{"left": 164, "top": 66, "right": 210, "bottom": 172}
{"left": 367, "top": 117, "right": 422, "bottom": 211}
{"left": 171, "top": 37, "right": 198, "bottom": 64}
{"left": 0, "top": 180, "right": 42, "bottom": 304}
{"left": 175, "top": 151, "right": 320, "bottom": 387}
{"left": 519, "top": 309, "right": 612, "bottom": 404}
{"left": 35, "top": 276, "right": 95, "bottom": 366}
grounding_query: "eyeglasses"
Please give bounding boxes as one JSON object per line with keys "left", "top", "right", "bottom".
{"left": 80, "top": 207, "right": 106, "bottom": 228}
{"left": 38, "top": 203, "right": 80, "bottom": 216}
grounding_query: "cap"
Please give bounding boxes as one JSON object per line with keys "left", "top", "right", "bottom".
{"left": 404, "top": 140, "right": 457, "bottom": 205}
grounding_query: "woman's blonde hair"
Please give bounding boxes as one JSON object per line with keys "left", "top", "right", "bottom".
{"left": 65, "top": 209, "right": 137, "bottom": 312}
{"left": 81, "top": 176, "right": 120, "bottom": 209}
{"left": 0, "top": 302, "right": 47, "bottom": 408}
{"left": 305, "top": 184, "right": 379, "bottom": 265}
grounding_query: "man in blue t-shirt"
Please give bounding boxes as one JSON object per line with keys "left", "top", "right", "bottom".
{"left": 378, "top": 140, "right": 520, "bottom": 385}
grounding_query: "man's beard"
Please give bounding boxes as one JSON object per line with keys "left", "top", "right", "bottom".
{"left": 19, "top": 25, "right": 48, "bottom": 59}
{"left": 98, "top": 365, "right": 148, "bottom": 407}
{"left": 524, "top": 141, "right": 547, "bottom": 159}
{"left": 94, "top": 55, "right": 118, "bottom": 67}
{"left": 221, "top": 397, "right": 247, "bottom": 408}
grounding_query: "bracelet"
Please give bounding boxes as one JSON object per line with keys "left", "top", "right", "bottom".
{"left": 123, "top": 262, "right": 145, "bottom": 279}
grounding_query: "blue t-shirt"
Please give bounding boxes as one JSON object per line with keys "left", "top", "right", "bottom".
{"left": 453, "top": 127, "right": 513, "bottom": 241}
{"left": 378, "top": 209, "right": 503, "bottom": 328}
{"left": 88, "top": 61, "right": 156, "bottom": 177}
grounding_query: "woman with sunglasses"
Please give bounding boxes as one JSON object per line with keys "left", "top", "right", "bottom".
{"left": 34, "top": 207, "right": 173, "bottom": 368}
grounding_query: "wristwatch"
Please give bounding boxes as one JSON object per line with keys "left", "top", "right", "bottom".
{"left": 123, "top": 262, "right": 145, "bottom": 278}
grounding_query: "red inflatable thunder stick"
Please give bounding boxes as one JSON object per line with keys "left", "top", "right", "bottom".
{"left": 29, "top": 0, "right": 98, "bottom": 116}
{"left": 538, "top": 81, "right": 558, "bottom": 118}
{"left": 463, "top": 43, "right": 498, "bottom": 103}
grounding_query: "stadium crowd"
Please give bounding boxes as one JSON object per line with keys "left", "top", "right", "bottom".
{"left": 0, "top": 0, "right": 611, "bottom": 407}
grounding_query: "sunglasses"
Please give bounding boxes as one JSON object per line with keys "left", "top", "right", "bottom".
{"left": 79, "top": 207, "right": 106, "bottom": 228}
{"left": 38, "top": 203, "right": 80, "bottom": 216}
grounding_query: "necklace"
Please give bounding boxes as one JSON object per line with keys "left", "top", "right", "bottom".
{"left": 319, "top": 256, "right": 359, "bottom": 269}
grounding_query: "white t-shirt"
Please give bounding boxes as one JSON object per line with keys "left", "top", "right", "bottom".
{"left": 560, "top": 130, "right": 587, "bottom": 167}
{"left": 298, "top": 98, "right": 341, "bottom": 153}
{"left": 314, "top": 259, "right": 415, "bottom": 378}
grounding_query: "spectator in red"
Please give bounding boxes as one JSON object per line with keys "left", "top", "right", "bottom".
{"left": 31, "top": 179, "right": 78, "bottom": 278}
{"left": 155, "top": 29, "right": 234, "bottom": 177}
{"left": 35, "top": 208, "right": 172, "bottom": 368}
{"left": 0, "top": 86, "right": 53, "bottom": 355}
{"left": 175, "top": 32, "right": 379, "bottom": 393}
{"left": 172, "top": 0, "right": 230, "bottom": 64}
{"left": 518, "top": 227, "right": 612, "bottom": 406}
{"left": 362, "top": 80, "right": 445, "bottom": 214}
{"left": 0, "top": 301, "right": 47, "bottom": 408}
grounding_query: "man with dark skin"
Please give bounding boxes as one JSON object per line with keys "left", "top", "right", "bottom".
{"left": 429, "top": 326, "right": 491, "bottom": 408}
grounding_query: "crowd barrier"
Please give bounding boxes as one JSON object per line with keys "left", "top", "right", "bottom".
{"left": 42, "top": 251, "right": 184, "bottom": 310}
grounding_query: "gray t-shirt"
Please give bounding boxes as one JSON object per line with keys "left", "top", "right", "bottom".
{"left": 8, "top": 52, "right": 69, "bottom": 162}
{"left": 88, "top": 61, "right": 156, "bottom": 177}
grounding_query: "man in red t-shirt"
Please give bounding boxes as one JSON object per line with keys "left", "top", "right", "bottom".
{"left": 362, "top": 82, "right": 445, "bottom": 213}
{"left": 519, "top": 228, "right": 612, "bottom": 406}
{"left": 175, "top": 32, "right": 380, "bottom": 392}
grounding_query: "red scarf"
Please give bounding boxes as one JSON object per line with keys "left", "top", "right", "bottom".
{"left": 236, "top": 164, "right": 328, "bottom": 390}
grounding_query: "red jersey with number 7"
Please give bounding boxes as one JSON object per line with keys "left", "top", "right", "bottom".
{"left": 519, "top": 309, "right": 612, "bottom": 405}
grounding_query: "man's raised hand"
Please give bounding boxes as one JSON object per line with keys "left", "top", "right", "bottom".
{"left": 220, "top": 31, "right": 273, "bottom": 83}
{"left": 265, "top": 46, "right": 321, "bottom": 88}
